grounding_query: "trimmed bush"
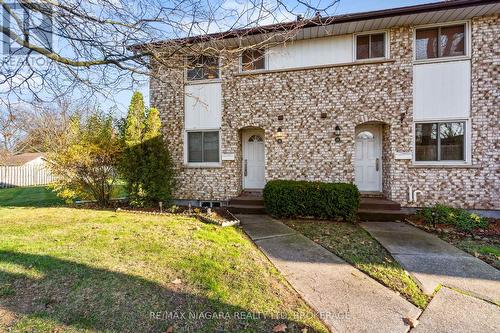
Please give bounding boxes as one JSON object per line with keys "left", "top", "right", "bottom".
{"left": 263, "top": 180, "right": 360, "bottom": 221}
{"left": 418, "top": 204, "right": 489, "bottom": 232}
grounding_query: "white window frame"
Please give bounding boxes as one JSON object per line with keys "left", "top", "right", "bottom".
{"left": 184, "top": 129, "right": 222, "bottom": 167}
{"left": 239, "top": 48, "right": 267, "bottom": 73}
{"left": 185, "top": 55, "right": 222, "bottom": 84}
{"left": 412, "top": 119, "right": 471, "bottom": 166}
{"left": 413, "top": 20, "right": 471, "bottom": 65}
{"left": 353, "top": 30, "right": 390, "bottom": 62}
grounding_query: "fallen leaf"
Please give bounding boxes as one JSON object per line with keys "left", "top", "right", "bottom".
{"left": 273, "top": 323, "right": 287, "bottom": 332}
{"left": 165, "top": 325, "right": 174, "bottom": 333}
{"left": 403, "top": 317, "right": 419, "bottom": 328}
{"left": 171, "top": 278, "right": 182, "bottom": 285}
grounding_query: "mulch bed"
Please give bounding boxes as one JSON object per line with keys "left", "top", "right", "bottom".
{"left": 406, "top": 215, "right": 500, "bottom": 270}
{"left": 407, "top": 215, "right": 500, "bottom": 242}
{"left": 115, "top": 205, "right": 240, "bottom": 227}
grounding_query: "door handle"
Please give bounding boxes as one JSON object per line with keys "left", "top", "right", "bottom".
{"left": 375, "top": 158, "right": 380, "bottom": 171}
{"left": 244, "top": 159, "right": 248, "bottom": 176}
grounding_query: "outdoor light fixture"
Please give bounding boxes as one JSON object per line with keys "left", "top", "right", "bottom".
{"left": 276, "top": 127, "right": 283, "bottom": 144}
{"left": 334, "top": 125, "right": 341, "bottom": 143}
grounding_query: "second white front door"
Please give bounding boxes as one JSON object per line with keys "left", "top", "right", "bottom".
{"left": 355, "top": 125, "right": 382, "bottom": 192}
{"left": 243, "top": 130, "right": 265, "bottom": 189}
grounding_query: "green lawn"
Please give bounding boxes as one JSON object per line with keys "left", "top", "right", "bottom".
{"left": 0, "top": 207, "right": 327, "bottom": 333}
{"left": 0, "top": 185, "right": 128, "bottom": 208}
{"left": 0, "top": 186, "right": 64, "bottom": 207}
{"left": 284, "top": 220, "right": 429, "bottom": 309}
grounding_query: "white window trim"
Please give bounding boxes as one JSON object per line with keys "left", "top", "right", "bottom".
{"left": 412, "top": 119, "right": 472, "bottom": 166}
{"left": 185, "top": 56, "right": 222, "bottom": 84}
{"left": 413, "top": 20, "right": 471, "bottom": 65}
{"left": 184, "top": 129, "right": 222, "bottom": 167}
{"left": 353, "top": 30, "right": 390, "bottom": 62}
{"left": 239, "top": 48, "right": 268, "bottom": 73}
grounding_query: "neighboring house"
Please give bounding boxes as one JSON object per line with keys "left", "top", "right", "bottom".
{"left": 149, "top": 0, "right": 499, "bottom": 210}
{"left": 0, "top": 153, "right": 52, "bottom": 188}
{"left": 0, "top": 153, "right": 46, "bottom": 166}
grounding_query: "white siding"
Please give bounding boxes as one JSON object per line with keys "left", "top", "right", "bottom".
{"left": 267, "top": 34, "right": 353, "bottom": 70}
{"left": 413, "top": 60, "right": 471, "bottom": 121}
{"left": 184, "top": 82, "right": 222, "bottom": 129}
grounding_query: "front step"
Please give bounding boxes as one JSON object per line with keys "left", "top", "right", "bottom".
{"left": 360, "top": 197, "right": 401, "bottom": 211}
{"left": 229, "top": 196, "right": 264, "bottom": 206}
{"left": 240, "top": 189, "right": 263, "bottom": 197}
{"left": 358, "top": 196, "right": 408, "bottom": 221}
{"left": 358, "top": 209, "right": 410, "bottom": 222}
{"left": 360, "top": 191, "right": 384, "bottom": 198}
{"left": 227, "top": 204, "right": 266, "bottom": 214}
{"left": 228, "top": 190, "right": 265, "bottom": 215}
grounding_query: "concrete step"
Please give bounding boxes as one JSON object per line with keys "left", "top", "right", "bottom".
{"left": 228, "top": 196, "right": 264, "bottom": 206}
{"left": 227, "top": 205, "right": 266, "bottom": 214}
{"left": 360, "top": 191, "right": 384, "bottom": 198}
{"left": 359, "top": 197, "right": 401, "bottom": 211}
{"left": 358, "top": 209, "right": 409, "bottom": 222}
{"left": 240, "top": 189, "right": 263, "bottom": 197}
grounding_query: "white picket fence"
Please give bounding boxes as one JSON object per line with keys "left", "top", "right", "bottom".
{"left": 0, "top": 164, "right": 54, "bottom": 188}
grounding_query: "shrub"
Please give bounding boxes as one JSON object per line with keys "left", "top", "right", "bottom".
{"left": 119, "top": 92, "right": 175, "bottom": 206}
{"left": 418, "top": 204, "right": 488, "bottom": 232}
{"left": 49, "top": 112, "right": 121, "bottom": 207}
{"left": 263, "top": 180, "right": 360, "bottom": 221}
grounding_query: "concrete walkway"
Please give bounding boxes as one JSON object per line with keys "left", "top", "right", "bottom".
{"left": 361, "top": 222, "right": 500, "bottom": 304}
{"left": 238, "top": 215, "right": 421, "bottom": 333}
{"left": 413, "top": 287, "right": 500, "bottom": 333}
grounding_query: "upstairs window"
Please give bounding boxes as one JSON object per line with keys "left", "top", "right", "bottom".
{"left": 415, "top": 122, "right": 465, "bottom": 162}
{"left": 415, "top": 24, "right": 465, "bottom": 60}
{"left": 356, "top": 33, "right": 386, "bottom": 60}
{"left": 241, "top": 49, "right": 266, "bottom": 71}
{"left": 186, "top": 55, "right": 219, "bottom": 81}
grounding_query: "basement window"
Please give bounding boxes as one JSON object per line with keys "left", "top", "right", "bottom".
{"left": 201, "top": 201, "right": 221, "bottom": 208}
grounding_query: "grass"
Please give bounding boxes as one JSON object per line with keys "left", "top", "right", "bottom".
{"left": 0, "top": 186, "right": 64, "bottom": 207}
{"left": 0, "top": 208, "right": 328, "bottom": 333}
{"left": 0, "top": 185, "right": 128, "bottom": 208}
{"left": 284, "top": 220, "right": 430, "bottom": 309}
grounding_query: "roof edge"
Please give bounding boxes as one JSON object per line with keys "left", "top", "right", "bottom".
{"left": 132, "top": 0, "right": 500, "bottom": 49}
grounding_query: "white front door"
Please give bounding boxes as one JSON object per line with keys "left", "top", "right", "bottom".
{"left": 243, "top": 130, "right": 265, "bottom": 189}
{"left": 355, "top": 125, "right": 382, "bottom": 192}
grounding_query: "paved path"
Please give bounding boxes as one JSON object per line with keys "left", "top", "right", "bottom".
{"left": 413, "top": 287, "right": 500, "bottom": 333}
{"left": 238, "top": 215, "right": 421, "bottom": 333}
{"left": 361, "top": 222, "right": 500, "bottom": 304}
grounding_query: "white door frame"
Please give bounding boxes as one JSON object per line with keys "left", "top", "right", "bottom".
{"left": 354, "top": 124, "right": 383, "bottom": 192}
{"left": 242, "top": 129, "right": 266, "bottom": 189}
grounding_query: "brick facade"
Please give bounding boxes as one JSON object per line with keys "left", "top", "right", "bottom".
{"left": 151, "top": 15, "right": 499, "bottom": 210}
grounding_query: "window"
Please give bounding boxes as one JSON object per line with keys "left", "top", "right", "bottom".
{"left": 357, "top": 131, "right": 374, "bottom": 139}
{"left": 187, "top": 131, "right": 219, "bottom": 163}
{"left": 248, "top": 135, "right": 263, "bottom": 142}
{"left": 415, "top": 122, "right": 465, "bottom": 162}
{"left": 415, "top": 24, "right": 465, "bottom": 60}
{"left": 186, "top": 55, "right": 219, "bottom": 81}
{"left": 356, "top": 33, "right": 386, "bottom": 60}
{"left": 241, "top": 49, "right": 266, "bottom": 71}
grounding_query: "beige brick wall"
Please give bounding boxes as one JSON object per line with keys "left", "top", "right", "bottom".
{"left": 151, "top": 15, "right": 499, "bottom": 210}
